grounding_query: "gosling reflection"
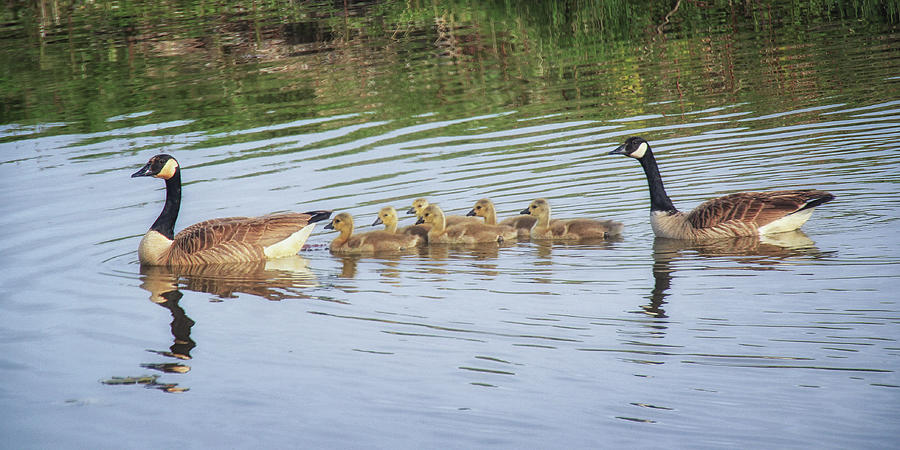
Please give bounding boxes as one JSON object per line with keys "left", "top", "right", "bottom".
{"left": 333, "top": 243, "right": 509, "bottom": 280}
{"left": 532, "top": 236, "right": 622, "bottom": 260}
{"left": 334, "top": 254, "right": 407, "bottom": 281}
{"left": 336, "top": 255, "right": 360, "bottom": 278}
{"left": 646, "top": 231, "right": 827, "bottom": 317}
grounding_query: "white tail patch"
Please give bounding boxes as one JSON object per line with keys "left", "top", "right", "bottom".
{"left": 758, "top": 208, "right": 815, "bottom": 235}
{"left": 631, "top": 142, "right": 649, "bottom": 159}
{"left": 264, "top": 223, "right": 316, "bottom": 259}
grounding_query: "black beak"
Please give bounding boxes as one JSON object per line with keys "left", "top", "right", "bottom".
{"left": 415, "top": 217, "right": 425, "bottom": 225}
{"left": 324, "top": 221, "right": 335, "bottom": 230}
{"left": 466, "top": 209, "right": 476, "bottom": 217}
{"left": 609, "top": 144, "right": 627, "bottom": 155}
{"left": 406, "top": 207, "right": 417, "bottom": 215}
{"left": 131, "top": 163, "right": 153, "bottom": 178}
{"left": 520, "top": 207, "right": 531, "bottom": 215}
{"left": 372, "top": 217, "right": 383, "bottom": 226}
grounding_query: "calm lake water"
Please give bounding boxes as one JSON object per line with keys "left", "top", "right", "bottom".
{"left": 2, "top": 2, "right": 899, "bottom": 448}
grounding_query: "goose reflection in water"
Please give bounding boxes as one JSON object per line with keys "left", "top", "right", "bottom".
{"left": 644, "top": 231, "right": 830, "bottom": 319}
{"left": 124, "top": 257, "right": 320, "bottom": 392}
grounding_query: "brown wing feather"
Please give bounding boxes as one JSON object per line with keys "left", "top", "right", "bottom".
{"left": 563, "top": 219, "right": 624, "bottom": 238}
{"left": 169, "top": 213, "right": 314, "bottom": 264}
{"left": 337, "top": 230, "right": 421, "bottom": 252}
{"left": 444, "top": 222, "right": 508, "bottom": 243}
{"left": 446, "top": 215, "right": 479, "bottom": 226}
{"left": 499, "top": 215, "right": 537, "bottom": 230}
{"left": 398, "top": 224, "right": 431, "bottom": 240}
{"left": 686, "top": 190, "right": 832, "bottom": 230}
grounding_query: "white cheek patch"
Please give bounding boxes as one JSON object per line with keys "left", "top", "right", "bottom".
{"left": 156, "top": 159, "right": 179, "bottom": 179}
{"left": 630, "top": 142, "right": 648, "bottom": 159}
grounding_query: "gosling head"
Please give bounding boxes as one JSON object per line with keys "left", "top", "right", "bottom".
{"left": 416, "top": 204, "right": 445, "bottom": 227}
{"left": 520, "top": 198, "right": 551, "bottom": 218}
{"left": 324, "top": 212, "right": 354, "bottom": 233}
{"left": 373, "top": 206, "right": 399, "bottom": 229}
{"left": 466, "top": 198, "right": 494, "bottom": 219}
{"left": 609, "top": 136, "right": 650, "bottom": 159}
{"left": 132, "top": 154, "right": 179, "bottom": 180}
{"left": 407, "top": 198, "right": 429, "bottom": 216}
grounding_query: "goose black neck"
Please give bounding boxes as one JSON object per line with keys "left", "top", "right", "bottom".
{"left": 151, "top": 170, "right": 181, "bottom": 239}
{"left": 639, "top": 149, "right": 677, "bottom": 213}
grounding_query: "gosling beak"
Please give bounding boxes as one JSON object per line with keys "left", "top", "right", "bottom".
{"left": 324, "top": 221, "right": 335, "bottom": 230}
{"left": 466, "top": 209, "right": 476, "bottom": 217}
{"left": 520, "top": 207, "right": 531, "bottom": 215}
{"left": 609, "top": 143, "right": 627, "bottom": 155}
{"left": 406, "top": 207, "right": 417, "bottom": 215}
{"left": 372, "top": 217, "right": 383, "bottom": 226}
{"left": 415, "top": 217, "right": 425, "bottom": 225}
{"left": 131, "top": 163, "right": 153, "bottom": 178}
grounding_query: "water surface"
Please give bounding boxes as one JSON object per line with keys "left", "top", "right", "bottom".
{"left": 1, "top": 2, "right": 899, "bottom": 448}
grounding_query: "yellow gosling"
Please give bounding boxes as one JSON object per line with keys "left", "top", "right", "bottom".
{"left": 521, "top": 198, "right": 623, "bottom": 240}
{"left": 418, "top": 204, "right": 517, "bottom": 244}
{"left": 407, "top": 197, "right": 477, "bottom": 226}
{"left": 372, "top": 206, "right": 430, "bottom": 240}
{"left": 466, "top": 198, "right": 537, "bottom": 239}
{"left": 325, "top": 212, "right": 422, "bottom": 253}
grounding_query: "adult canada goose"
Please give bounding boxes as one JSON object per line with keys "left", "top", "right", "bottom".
{"left": 131, "top": 154, "right": 331, "bottom": 266}
{"left": 325, "top": 212, "right": 422, "bottom": 253}
{"left": 417, "top": 204, "right": 517, "bottom": 244}
{"left": 521, "top": 198, "right": 623, "bottom": 240}
{"left": 466, "top": 198, "right": 538, "bottom": 239}
{"left": 372, "top": 206, "right": 430, "bottom": 240}
{"left": 407, "top": 198, "right": 477, "bottom": 226}
{"left": 609, "top": 136, "right": 835, "bottom": 239}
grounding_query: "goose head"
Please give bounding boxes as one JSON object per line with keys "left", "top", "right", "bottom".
{"left": 609, "top": 136, "right": 650, "bottom": 159}
{"left": 132, "top": 154, "right": 180, "bottom": 180}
